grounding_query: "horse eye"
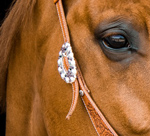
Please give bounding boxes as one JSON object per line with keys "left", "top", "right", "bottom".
{"left": 102, "top": 35, "right": 129, "bottom": 49}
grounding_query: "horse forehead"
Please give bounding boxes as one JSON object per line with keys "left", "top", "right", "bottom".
{"left": 68, "top": 0, "right": 150, "bottom": 30}
{"left": 78, "top": 0, "right": 150, "bottom": 10}
{"left": 68, "top": 0, "right": 149, "bottom": 13}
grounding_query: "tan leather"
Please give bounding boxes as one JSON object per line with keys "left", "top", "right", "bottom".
{"left": 54, "top": 0, "right": 59, "bottom": 4}
{"left": 63, "top": 57, "right": 79, "bottom": 120}
{"left": 66, "top": 80, "right": 79, "bottom": 120}
{"left": 77, "top": 69, "right": 118, "bottom": 136}
{"left": 55, "top": 0, "right": 118, "bottom": 135}
{"left": 55, "top": 0, "right": 70, "bottom": 43}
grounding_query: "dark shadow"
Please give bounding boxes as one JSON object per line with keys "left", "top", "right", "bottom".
{"left": 0, "top": 0, "right": 13, "bottom": 135}
{"left": 0, "top": 0, "right": 13, "bottom": 26}
{"left": 0, "top": 113, "right": 6, "bottom": 136}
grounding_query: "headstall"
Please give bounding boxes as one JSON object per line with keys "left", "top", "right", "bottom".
{"left": 54, "top": 0, "right": 118, "bottom": 135}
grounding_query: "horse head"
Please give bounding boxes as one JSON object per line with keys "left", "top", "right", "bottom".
{"left": 0, "top": 0, "right": 150, "bottom": 135}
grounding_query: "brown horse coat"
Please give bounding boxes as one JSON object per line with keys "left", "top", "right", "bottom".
{"left": 1, "top": 0, "right": 150, "bottom": 135}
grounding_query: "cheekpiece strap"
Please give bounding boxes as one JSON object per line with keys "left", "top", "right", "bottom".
{"left": 55, "top": 0, "right": 70, "bottom": 43}
{"left": 55, "top": 0, "right": 78, "bottom": 118}
{"left": 54, "top": 0, "right": 118, "bottom": 135}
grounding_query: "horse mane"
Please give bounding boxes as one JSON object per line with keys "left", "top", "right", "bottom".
{"left": 0, "top": 0, "right": 36, "bottom": 113}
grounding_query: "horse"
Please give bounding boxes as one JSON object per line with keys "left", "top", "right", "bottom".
{"left": 1, "top": 0, "right": 150, "bottom": 135}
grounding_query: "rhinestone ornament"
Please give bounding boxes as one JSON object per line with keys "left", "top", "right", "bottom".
{"left": 58, "top": 42, "right": 77, "bottom": 83}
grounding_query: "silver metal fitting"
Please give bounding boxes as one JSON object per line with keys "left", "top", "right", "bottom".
{"left": 79, "top": 90, "right": 84, "bottom": 97}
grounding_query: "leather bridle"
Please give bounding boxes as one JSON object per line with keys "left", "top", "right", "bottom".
{"left": 54, "top": 0, "right": 118, "bottom": 135}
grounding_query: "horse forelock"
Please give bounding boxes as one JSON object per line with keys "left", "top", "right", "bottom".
{"left": 0, "top": 0, "right": 37, "bottom": 113}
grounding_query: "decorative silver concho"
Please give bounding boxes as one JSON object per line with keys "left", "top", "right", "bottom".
{"left": 57, "top": 42, "right": 77, "bottom": 83}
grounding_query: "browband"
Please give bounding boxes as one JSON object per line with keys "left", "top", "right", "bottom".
{"left": 54, "top": 0, "right": 118, "bottom": 135}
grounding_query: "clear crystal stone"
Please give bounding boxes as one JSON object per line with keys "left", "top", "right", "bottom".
{"left": 67, "top": 46, "right": 71, "bottom": 52}
{"left": 70, "top": 60, "right": 75, "bottom": 66}
{"left": 68, "top": 52, "right": 73, "bottom": 59}
{"left": 57, "top": 58, "right": 61, "bottom": 66}
{"left": 59, "top": 51, "right": 62, "bottom": 56}
{"left": 70, "top": 77, "right": 75, "bottom": 82}
{"left": 58, "top": 67, "right": 62, "bottom": 73}
{"left": 65, "top": 42, "right": 70, "bottom": 47}
{"left": 61, "top": 73, "right": 65, "bottom": 79}
{"left": 71, "top": 69, "right": 76, "bottom": 75}
{"left": 65, "top": 77, "right": 69, "bottom": 83}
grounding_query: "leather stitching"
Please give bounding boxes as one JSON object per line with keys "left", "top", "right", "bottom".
{"left": 66, "top": 80, "right": 79, "bottom": 119}
{"left": 55, "top": 0, "right": 118, "bottom": 135}
{"left": 56, "top": 0, "right": 70, "bottom": 43}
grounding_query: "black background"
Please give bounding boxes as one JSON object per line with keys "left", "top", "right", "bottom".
{"left": 0, "top": 0, "right": 13, "bottom": 25}
{"left": 0, "top": 0, "right": 13, "bottom": 135}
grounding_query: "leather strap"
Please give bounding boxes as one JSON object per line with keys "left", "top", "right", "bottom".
{"left": 77, "top": 66, "right": 118, "bottom": 136}
{"left": 54, "top": 0, "right": 59, "bottom": 4}
{"left": 55, "top": 0, "right": 70, "bottom": 43}
{"left": 63, "top": 56, "right": 79, "bottom": 119}
{"left": 55, "top": 0, "right": 79, "bottom": 119}
{"left": 54, "top": 0, "right": 118, "bottom": 135}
